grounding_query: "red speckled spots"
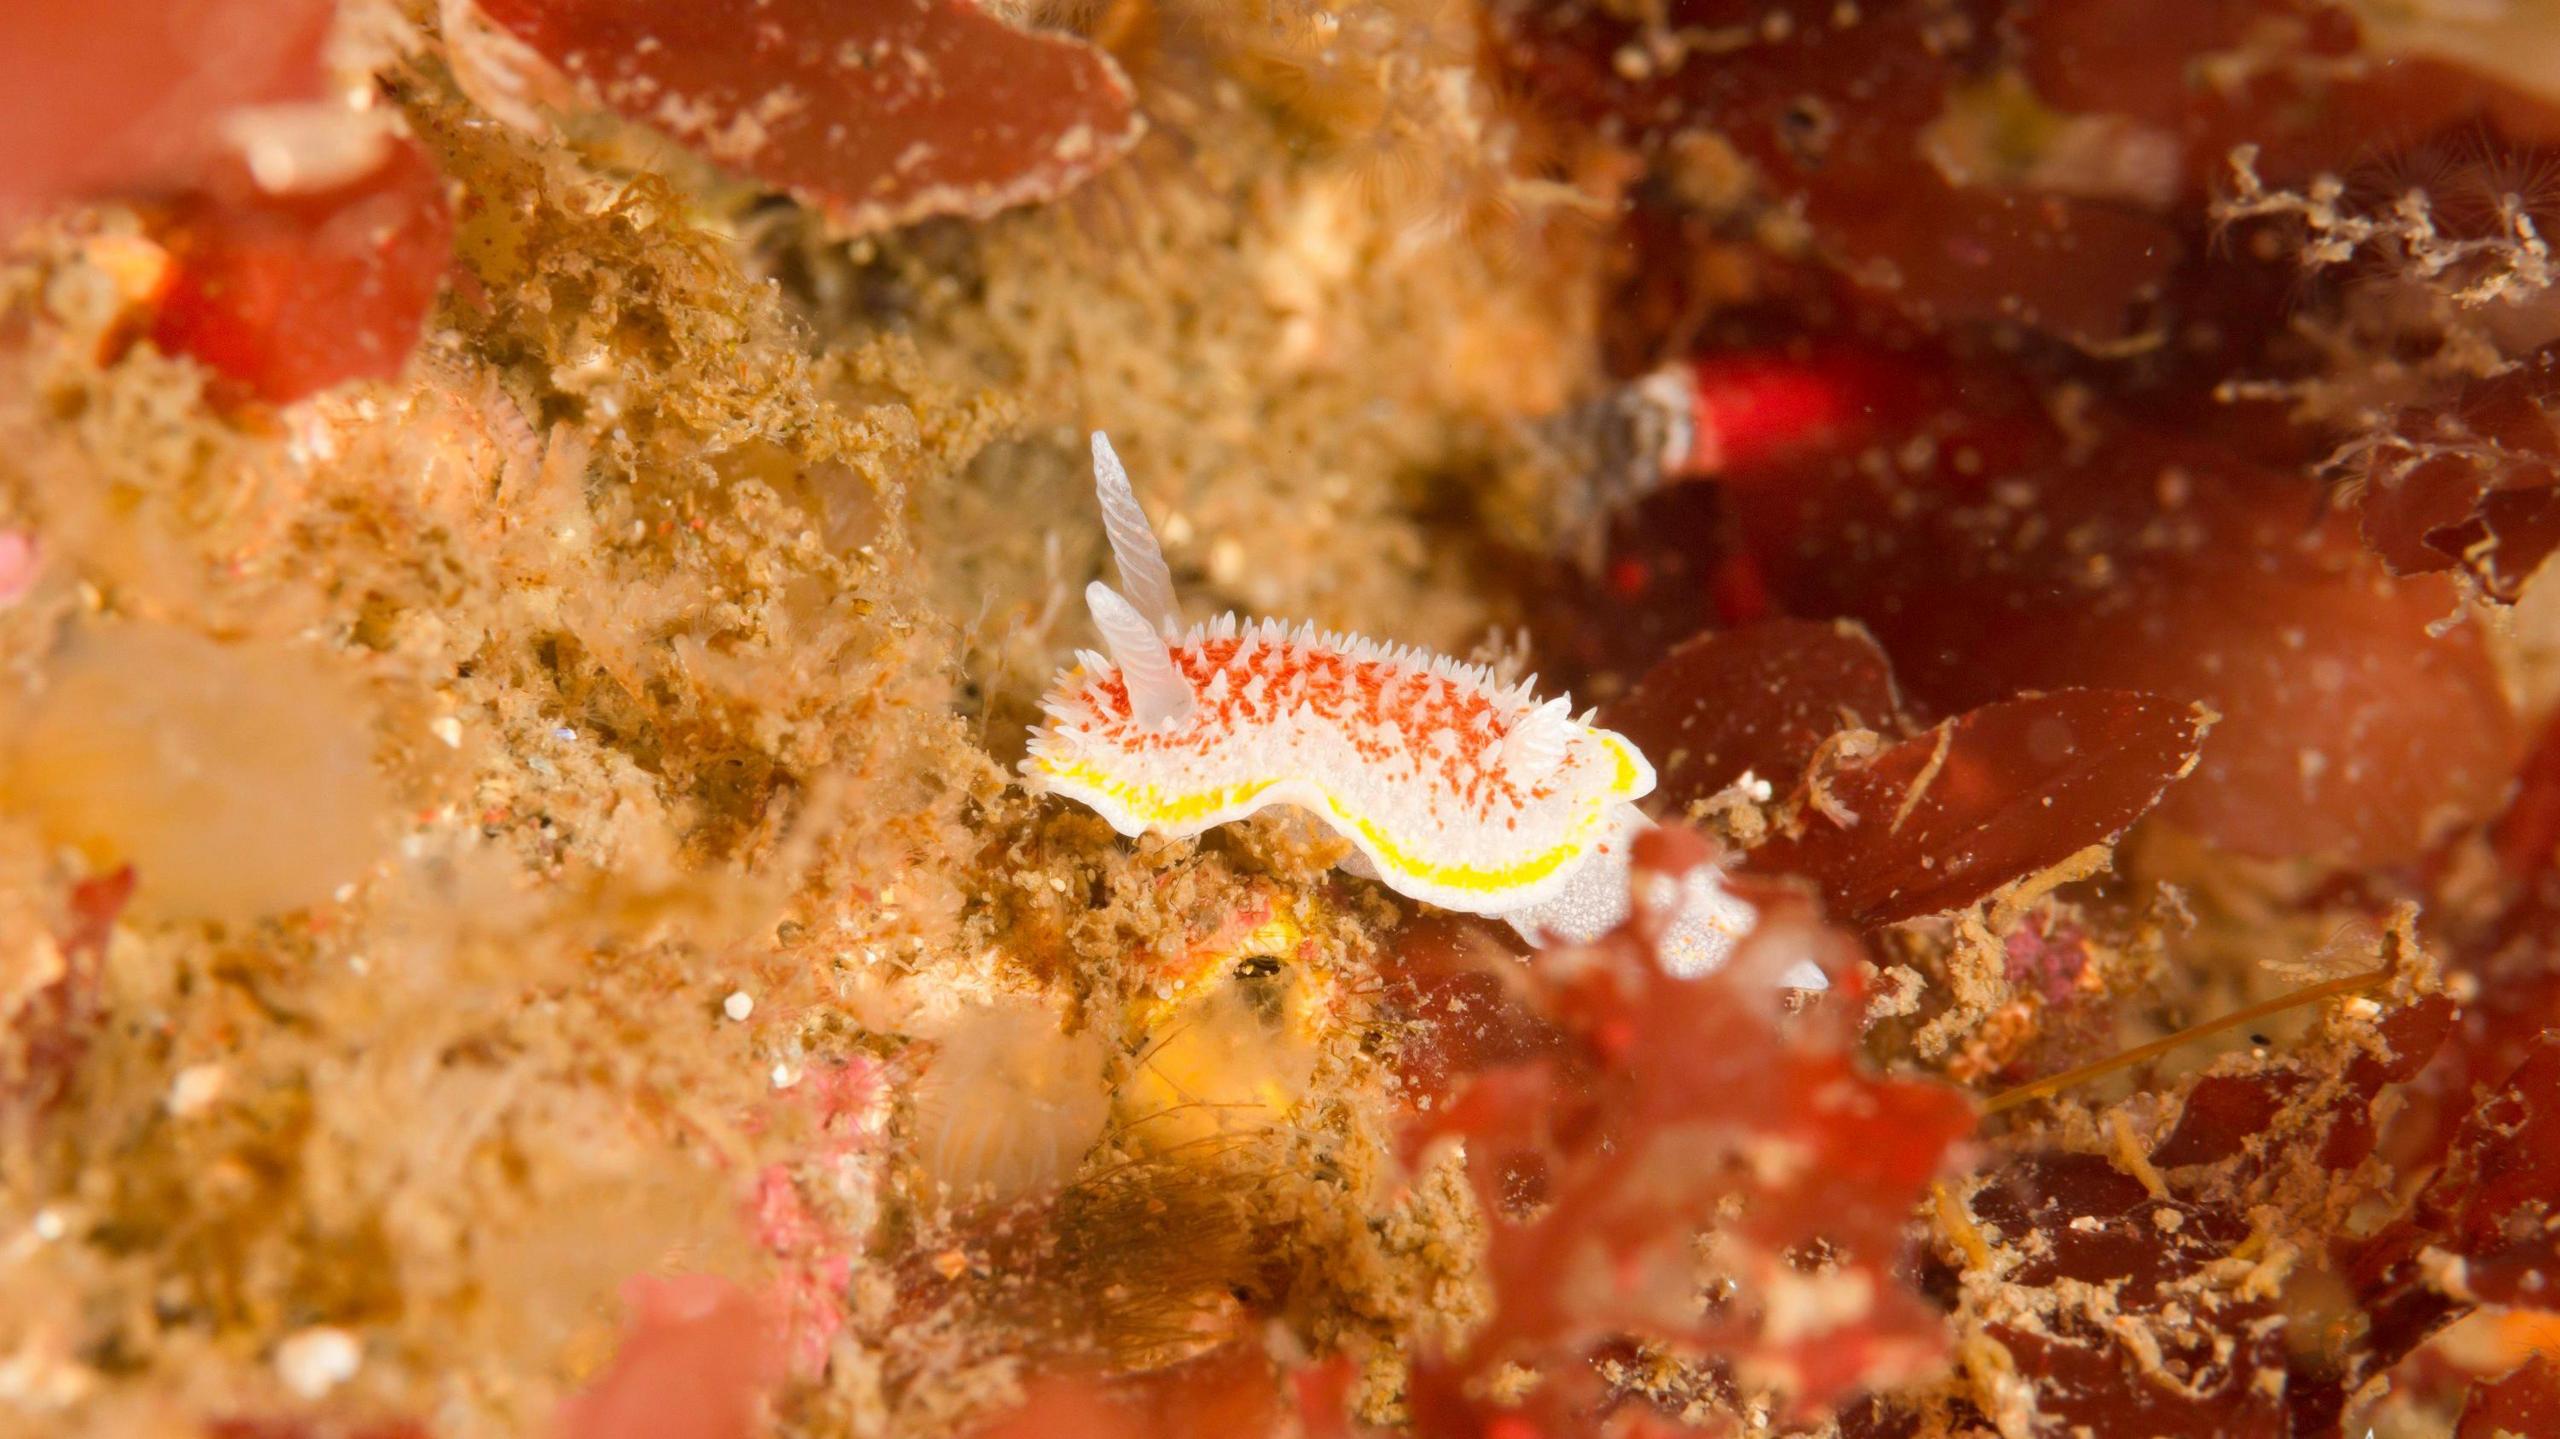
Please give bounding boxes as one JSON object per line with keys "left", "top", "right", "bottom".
{"left": 1076, "top": 630, "right": 1539, "bottom": 823}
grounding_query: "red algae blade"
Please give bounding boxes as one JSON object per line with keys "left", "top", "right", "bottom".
{"left": 1748, "top": 689, "right": 2210, "bottom": 927}
{"left": 1718, "top": 427, "right": 2525, "bottom": 868}
{"left": 2459, "top": 1357, "right": 2560, "bottom": 1438}
{"left": 473, "top": 0, "right": 1144, "bottom": 234}
{"left": 0, "top": 0, "right": 332, "bottom": 221}
{"left": 1602, "top": 617, "right": 1904, "bottom": 814}
{"left": 148, "top": 140, "right": 455, "bottom": 405}
{"left": 1958, "top": 1154, "right": 2289, "bottom": 1437}
{"left": 2351, "top": 346, "right": 2560, "bottom": 603}
{"left": 1390, "top": 834, "right": 1974, "bottom": 1426}
{"left": 2360, "top": 1033, "right": 2560, "bottom": 1324}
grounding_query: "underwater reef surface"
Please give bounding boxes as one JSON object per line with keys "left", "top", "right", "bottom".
{"left": 7, "top": 2, "right": 2560, "bottom": 1437}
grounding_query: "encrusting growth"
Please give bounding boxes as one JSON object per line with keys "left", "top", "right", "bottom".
{"left": 1024, "top": 433, "right": 1765, "bottom": 977}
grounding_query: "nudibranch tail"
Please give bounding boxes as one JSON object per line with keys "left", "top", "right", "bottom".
{"left": 1091, "top": 432, "right": 1182, "bottom": 636}
{"left": 1501, "top": 801, "right": 1765, "bottom": 981}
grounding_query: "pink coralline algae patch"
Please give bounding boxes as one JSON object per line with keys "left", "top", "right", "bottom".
{"left": 748, "top": 1166, "right": 854, "bottom": 1378}
{"left": 472, "top": 0, "right": 1144, "bottom": 234}
{"left": 2003, "top": 916, "right": 2093, "bottom": 1007}
{"left": 746, "top": 1056, "right": 886, "bottom": 1376}
{"left": 0, "top": 531, "right": 39, "bottom": 607}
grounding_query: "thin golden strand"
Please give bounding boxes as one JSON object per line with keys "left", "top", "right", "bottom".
{"left": 1984, "top": 969, "right": 2391, "bottom": 1116}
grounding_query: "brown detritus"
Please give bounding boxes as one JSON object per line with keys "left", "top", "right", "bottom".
{"left": 0, "top": 865, "right": 132, "bottom": 1120}
{"left": 885, "top": 1149, "right": 1264, "bottom": 1377}
{"left": 1904, "top": 911, "right": 2030, "bottom": 1067}
{"left": 1985, "top": 843, "right": 2116, "bottom": 935}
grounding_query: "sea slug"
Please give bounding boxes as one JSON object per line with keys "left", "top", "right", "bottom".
{"left": 1023, "top": 434, "right": 1764, "bottom": 977}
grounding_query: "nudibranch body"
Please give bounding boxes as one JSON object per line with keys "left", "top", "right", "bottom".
{"left": 1024, "top": 434, "right": 1758, "bottom": 976}
{"left": 1030, "top": 613, "right": 1657, "bottom": 915}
